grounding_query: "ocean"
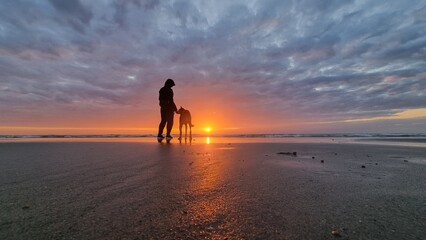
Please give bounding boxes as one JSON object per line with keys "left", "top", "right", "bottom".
{"left": 1, "top": 133, "right": 425, "bottom": 147}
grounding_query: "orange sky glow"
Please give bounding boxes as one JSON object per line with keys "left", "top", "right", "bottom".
{"left": 1, "top": 74, "right": 425, "bottom": 135}
{"left": 2, "top": 106, "right": 426, "bottom": 135}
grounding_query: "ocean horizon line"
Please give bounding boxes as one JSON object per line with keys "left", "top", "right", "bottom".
{"left": 1, "top": 133, "right": 426, "bottom": 139}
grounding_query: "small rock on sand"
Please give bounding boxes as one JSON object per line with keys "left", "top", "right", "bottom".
{"left": 361, "top": 165, "right": 366, "bottom": 168}
{"left": 331, "top": 230, "right": 341, "bottom": 237}
{"left": 321, "top": 160, "right": 324, "bottom": 163}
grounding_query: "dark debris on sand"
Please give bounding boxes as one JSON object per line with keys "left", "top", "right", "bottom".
{"left": 277, "top": 151, "right": 297, "bottom": 156}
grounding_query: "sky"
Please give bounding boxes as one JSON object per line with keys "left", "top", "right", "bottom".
{"left": 1, "top": 0, "right": 426, "bottom": 135}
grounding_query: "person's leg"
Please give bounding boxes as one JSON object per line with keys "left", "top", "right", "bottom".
{"left": 166, "top": 111, "right": 174, "bottom": 136}
{"left": 158, "top": 108, "right": 167, "bottom": 137}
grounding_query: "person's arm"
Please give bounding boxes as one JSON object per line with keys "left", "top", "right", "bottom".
{"left": 168, "top": 89, "right": 177, "bottom": 112}
{"left": 171, "top": 100, "right": 177, "bottom": 112}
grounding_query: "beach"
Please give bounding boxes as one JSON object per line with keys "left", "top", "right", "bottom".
{"left": 0, "top": 138, "right": 425, "bottom": 239}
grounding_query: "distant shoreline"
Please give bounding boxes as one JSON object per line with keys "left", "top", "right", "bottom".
{"left": 356, "top": 137, "right": 426, "bottom": 143}
{"left": 1, "top": 133, "right": 426, "bottom": 139}
{"left": 1, "top": 135, "right": 426, "bottom": 148}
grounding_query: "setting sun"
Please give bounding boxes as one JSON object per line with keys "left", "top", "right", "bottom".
{"left": 204, "top": 127, "right": 212, "bottom": 133}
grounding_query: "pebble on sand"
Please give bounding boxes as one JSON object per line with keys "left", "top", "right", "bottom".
{"left": 321, "top": 160, "right": 324, "bottom": 163}
{"left": 331, "top": 230, "right": 342, "bottom": 237}
{"left": 361, "top": 165, "right": 366, "bottom": 168}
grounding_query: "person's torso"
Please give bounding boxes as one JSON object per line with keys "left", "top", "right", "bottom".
{"left": 159, "top": 87, "right": 174, "bottom": 108}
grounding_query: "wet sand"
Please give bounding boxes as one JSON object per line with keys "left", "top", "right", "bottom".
{"left": 0, "top": 139, "right": 425, "bottom": 239}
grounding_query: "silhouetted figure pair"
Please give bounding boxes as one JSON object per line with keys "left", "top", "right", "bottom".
{"left": 157, "top": 79, "right": 194, "bottom": 143}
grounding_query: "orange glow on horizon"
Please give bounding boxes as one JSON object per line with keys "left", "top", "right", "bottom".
{"left": 4, "top": 104, "right": 424, "bottom": 135}
{"left": 0, "top": 126, "right": 156, "bottom": 135}
{"left": 318, "top": 108, "right": 426, "bottom": 124}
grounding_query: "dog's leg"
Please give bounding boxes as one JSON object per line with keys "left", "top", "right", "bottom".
{"left": 189, "top": 114, "right": 194, "bottom": 127}
{"left": 185, "top": 124, "right": 187, "bottom": 139}
{"left": 179, "top": 123, "right": 183, "bottom": 140}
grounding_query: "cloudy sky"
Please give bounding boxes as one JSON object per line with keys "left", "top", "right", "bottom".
{"left": 1, "top": 0, "right": 425, "bottom": 134}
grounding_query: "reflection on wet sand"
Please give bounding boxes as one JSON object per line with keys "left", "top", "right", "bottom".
{"left": 176, "top": 136, "right": 211, "bottom": 145}
{"left": 178, "top": 144, "right": 241, "bottom": 238}
{"left": 178, "top": 137, "right": 193, "bottom": 144}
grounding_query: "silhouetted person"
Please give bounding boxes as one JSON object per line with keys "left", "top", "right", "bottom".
{"left": 157, "top": 79, "right": 177, "bottom": 141}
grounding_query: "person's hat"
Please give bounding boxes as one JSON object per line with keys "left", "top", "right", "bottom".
{"left": 165, "top": 78, "right": 175, "bottom": 86}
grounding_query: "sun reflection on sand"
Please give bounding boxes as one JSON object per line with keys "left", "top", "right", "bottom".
{"left": 181, "top": 145, "right": 239, "bottom": 238}
{"left": 205, "top": 137, "right": 210, "bottom": 144}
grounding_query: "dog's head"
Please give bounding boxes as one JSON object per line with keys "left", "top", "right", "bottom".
{"left": 176, "top": 106, "right": 185, "bottom": 114}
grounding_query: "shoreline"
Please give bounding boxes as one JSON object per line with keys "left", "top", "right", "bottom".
{"left": 1, "top": 136, "right": 426, "bottom": 148}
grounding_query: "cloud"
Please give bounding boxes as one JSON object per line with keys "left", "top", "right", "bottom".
{"left": 48, "top": 0, "right": 93, "bottom": 33}
{"left": 0, "top": 0, "right": 425, "bottom": 132}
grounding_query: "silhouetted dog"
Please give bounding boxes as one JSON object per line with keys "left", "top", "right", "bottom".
{"left": 176, "top": 106, "right": 194, "bottom": 140}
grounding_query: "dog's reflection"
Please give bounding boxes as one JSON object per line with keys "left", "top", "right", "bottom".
{"left": 178, "top": 136, "right": 193, "bottom": 144}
